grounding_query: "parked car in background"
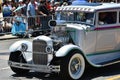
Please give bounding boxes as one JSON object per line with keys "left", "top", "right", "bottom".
{"left": 8, "top": 3, "right": 120, "bottom": 80}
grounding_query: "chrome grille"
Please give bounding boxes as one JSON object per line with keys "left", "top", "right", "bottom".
{"left": 33, "top": 40, "right": 48, "bottom": 65}
{"left": 33, "top": 40, "right": 47, "bottom": 52}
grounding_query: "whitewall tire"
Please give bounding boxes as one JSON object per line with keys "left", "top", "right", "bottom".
{"left": 68, "top": 53, "right": 85, "bottom": 79}
{"left": 60, "top": 51, "right": 85, "bottom": 80}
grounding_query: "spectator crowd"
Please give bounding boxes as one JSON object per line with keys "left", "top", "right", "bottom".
{"left": 2, "top": 0, "right": 71, "bottom": 17}
{"left": 0, "top": 0, "right": 119, "bottom": 37}
{"left": 0, "top": 0, "right": 71, "bottom": 37}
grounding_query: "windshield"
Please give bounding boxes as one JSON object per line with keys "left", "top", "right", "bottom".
{"left": 55, "top": 11, "right": 95, "bottom": 25}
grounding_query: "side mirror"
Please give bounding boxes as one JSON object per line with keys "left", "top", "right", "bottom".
{"left": 48, "top": 20, "right": 57, "bottom": 27}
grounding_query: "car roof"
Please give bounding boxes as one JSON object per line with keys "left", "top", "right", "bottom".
{"left": 56, "top": 3, "right": 120, "bottom": 12}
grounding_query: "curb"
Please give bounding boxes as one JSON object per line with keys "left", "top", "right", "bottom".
{"left": 0, "top": 35, "right": 18, "bottom": 40}
{"left": 0, "top": 37, "right": 18, "bottom": 40}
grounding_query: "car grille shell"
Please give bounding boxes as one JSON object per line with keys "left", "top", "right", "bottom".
{"left": 33, "top": 40, "right": 48, "bottom": 65}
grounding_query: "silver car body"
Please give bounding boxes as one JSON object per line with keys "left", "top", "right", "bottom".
{"left": 8, "top": 3, "right": 120, "bottom": 73}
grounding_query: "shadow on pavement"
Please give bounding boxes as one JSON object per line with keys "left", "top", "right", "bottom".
{"left": 10, "top": 63, "right": 120, "bottom": 80}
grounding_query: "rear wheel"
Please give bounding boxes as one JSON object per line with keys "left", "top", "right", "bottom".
{"left": 9, "top": 51, "right": 29, "bottom": 74}
{"left": 60, "top": 51, "right": 85, "bottom": 80}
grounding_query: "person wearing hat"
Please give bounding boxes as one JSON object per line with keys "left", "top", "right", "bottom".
{"left": 18, "top": 0, "right": 27, "bottom": 16}
{"left": 53, "top": 2, "right": 60, "bottom": 10}
{"left": 11, "top": 9, "right": 26, "bottom": 37}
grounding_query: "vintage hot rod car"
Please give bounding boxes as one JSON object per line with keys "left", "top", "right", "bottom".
{"left": 8, "top": 3, "right": 120, "bottom": 80}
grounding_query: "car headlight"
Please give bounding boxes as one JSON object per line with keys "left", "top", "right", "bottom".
{"left": 46, "top": 46, "right": 52, "bottom": 53}
{"left": 21, "top": 43, "right": 28, "bottom": 51}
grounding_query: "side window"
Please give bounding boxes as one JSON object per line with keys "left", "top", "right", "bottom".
{"left": 98, "top": 12, "right": 117, "bottom": 25}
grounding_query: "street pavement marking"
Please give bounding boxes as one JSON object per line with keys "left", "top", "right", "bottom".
{"left": 106, "top": 75, "right": 120, "bottom": 80}
{"left": 0, "top": 55, "right": 9, "bottom": 60}
{"left": 0, "top": 67, "right": 10, "bottom": 71}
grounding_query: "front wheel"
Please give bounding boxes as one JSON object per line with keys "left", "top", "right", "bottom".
{"left": 60, "top": 51, "right": 85, "bottom": 80}
{"left": 9, "top": 51, "right": 29, "bottom": 74}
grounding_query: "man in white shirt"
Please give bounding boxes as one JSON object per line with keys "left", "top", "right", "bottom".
{"left": 27, "top": 0, "right": 36, "bottom": 30}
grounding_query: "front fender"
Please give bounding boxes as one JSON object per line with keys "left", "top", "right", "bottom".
{"left": 55, "top": 44, "right": 83, "bottom": 57}
{"left": 9, "top": 40, "right": 32, "bottom": 52}
{"left": 55, "top": 44, "right": 102, "bottom": 67}
{"left": 9, "top": 40, "right": 32, "bottom": 62}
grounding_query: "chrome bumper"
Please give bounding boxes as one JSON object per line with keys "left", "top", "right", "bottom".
{"left": 8, "top": 61, "right": 60, "bottom": 73}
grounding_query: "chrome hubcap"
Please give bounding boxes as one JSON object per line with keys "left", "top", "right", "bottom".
{"left": 70, "top": 58, "right": 81, "bottom": 75}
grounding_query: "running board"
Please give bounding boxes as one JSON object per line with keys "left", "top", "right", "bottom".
{"left": 86, "top": 51, "right": 120, "bottom": 67}
{"left": 96, "top": 57, "right": 120, "bottom": 66}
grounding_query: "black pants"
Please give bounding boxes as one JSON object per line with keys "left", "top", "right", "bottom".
{"left": 40, "top": 16, "right": 52, "bottom": 31}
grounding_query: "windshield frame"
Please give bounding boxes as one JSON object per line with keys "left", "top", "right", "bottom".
{"left": 55, "top": 11, "right": 95, "bottom": 26}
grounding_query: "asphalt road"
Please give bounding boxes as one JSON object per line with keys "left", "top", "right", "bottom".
{"left": 0, "top": 38, "right": 120, "bottom": 80}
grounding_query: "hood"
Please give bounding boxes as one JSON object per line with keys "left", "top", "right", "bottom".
{"left": 66, "top": 23, "right": 91, "bottom": 30}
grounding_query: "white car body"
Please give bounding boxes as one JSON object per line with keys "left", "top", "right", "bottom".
{"left": 8, "top": 3, "right": 120, "bottom": 79}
